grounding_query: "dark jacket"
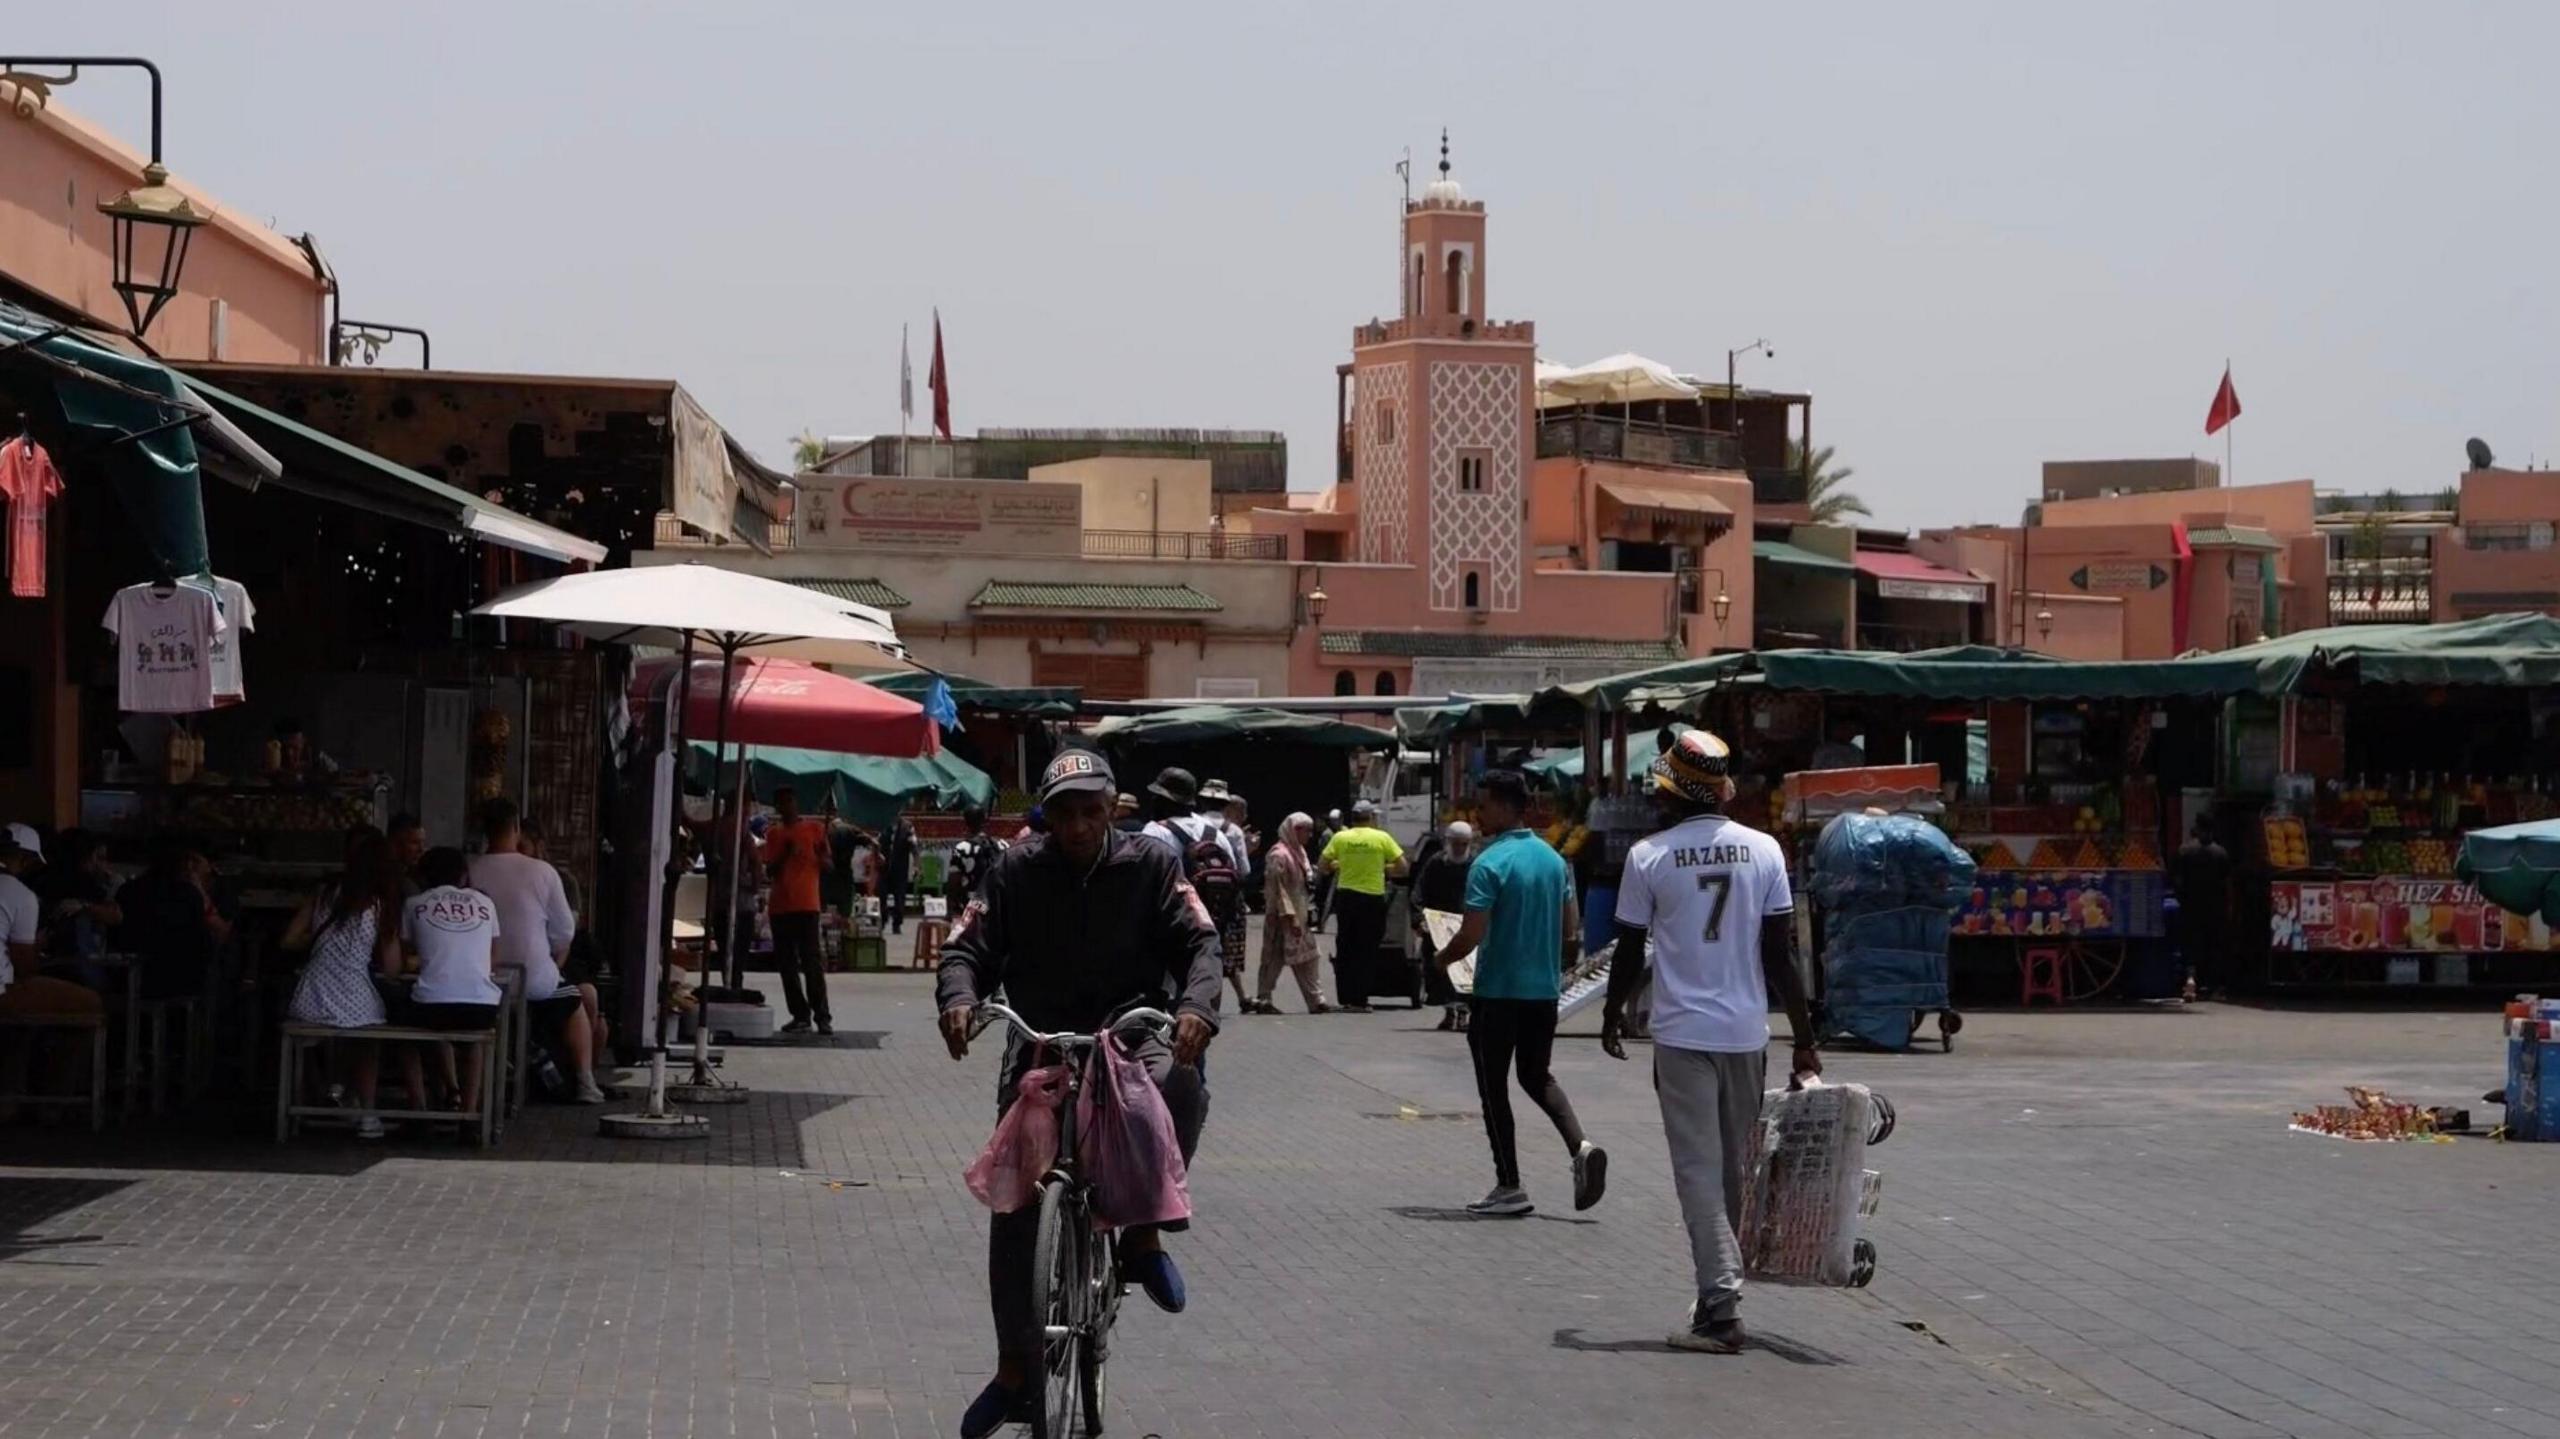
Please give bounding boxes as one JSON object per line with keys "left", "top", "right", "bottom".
{"left": 936, "top": 827, "right": 1223, "bottom": 1035}
{"left": 1413, "top": 847, "right": 1475, "bottom": 920}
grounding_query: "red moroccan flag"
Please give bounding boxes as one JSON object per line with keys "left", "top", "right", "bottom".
{"left": 2204, "top": 365, "right": 2241, "bottom": 436}
{"left": 927, "top": 308, "right": 952, "bottom": 439}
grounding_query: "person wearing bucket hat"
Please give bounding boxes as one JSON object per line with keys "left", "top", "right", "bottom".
{"left": 1603, "top": 728, "right": 1817, "bottom": 1356}
{"left": 937, "top": 746, "right": 1222, "bottom": 1431}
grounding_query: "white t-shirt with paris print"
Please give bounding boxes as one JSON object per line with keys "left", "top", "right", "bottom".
{"left": 403, "top": 884, "right": 505, "bottom": 1006}
{"left": 102, "top": 583, "right": 228, "bottom": 714}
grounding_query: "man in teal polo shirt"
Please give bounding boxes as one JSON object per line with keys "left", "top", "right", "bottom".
{"left": 1432, "top": 769, "right": 1606, "bottom": 1217}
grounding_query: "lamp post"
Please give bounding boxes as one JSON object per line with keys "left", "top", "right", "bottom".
{"left": 1, "top": 57, "right": 208, "bottom": 341}
{"left": 2036, "top": 606, "right": 2056, "bottom": 646}
{"left": 1725, "top": 338, "right": 1772, "bottom": 425}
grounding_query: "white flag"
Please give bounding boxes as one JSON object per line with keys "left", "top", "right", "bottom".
{"left": 900, "top": 323, "right": 914, "bottom": 422}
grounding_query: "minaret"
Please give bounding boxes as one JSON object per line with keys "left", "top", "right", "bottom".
{"left": 1347, "top": 132, "right": 1534, "bottom": 610}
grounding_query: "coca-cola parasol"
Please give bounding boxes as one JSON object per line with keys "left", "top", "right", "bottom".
{"left": 633, "top": 655, "right": 939, "bottom": 758}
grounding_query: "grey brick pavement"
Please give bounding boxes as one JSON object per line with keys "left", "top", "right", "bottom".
{"left": 2, "top": 971, "right": 2551, "bottom": 1438}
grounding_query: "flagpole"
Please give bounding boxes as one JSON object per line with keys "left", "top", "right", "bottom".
{"left": 900, "top": 322, "right": 911, "bottom": 478}
{"left": 2224, "top": 356, "right": 2233, "bottom": 487}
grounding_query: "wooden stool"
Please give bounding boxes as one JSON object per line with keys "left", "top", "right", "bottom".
{"left": 912, "top": 918, "right": 949, "bottom": 971}
{"left": 2020, "top": 947, "right": 2065, "bottom": 1006}
{"left": 0, "top": 1013, "right": 108, "bottom": 1132}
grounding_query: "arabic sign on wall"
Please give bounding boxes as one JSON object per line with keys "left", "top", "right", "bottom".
{"left": 2270, "top": 877, "right": 2559, "bottom": 953}
{"left": 791, "top": 475, "right": 1083, "bottom": 553}
{"left": 2070, "top": 562, "right": 2168, "bottom": 593}
{"left": 1875, "top": 577, "right": 1987, "bottom": 604}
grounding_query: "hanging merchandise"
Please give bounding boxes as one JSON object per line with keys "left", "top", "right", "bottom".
{"left": 0, "top": 432, "right": 65, "bottom": 599}
{"left": 102, "top": 579, "right": 229, "bottom": 714}
{"left": 186, "top": 574, "right": 257, "bottom": 703}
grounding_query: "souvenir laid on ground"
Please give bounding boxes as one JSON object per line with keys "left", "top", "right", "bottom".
{"left": 2288, "top": 1086, "right": 2452, "bottom": 1142}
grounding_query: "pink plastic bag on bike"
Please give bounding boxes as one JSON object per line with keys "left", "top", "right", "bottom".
{"left": 1075, "top": 1031, "right": 1191, "bottom": 1229}
{"left": 965, "top": 1063, "right": 1070, "bottom": 1214}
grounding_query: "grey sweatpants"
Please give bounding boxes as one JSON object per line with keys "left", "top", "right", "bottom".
{"left": 1653, "top": 1044, "right": 1766, "bottom": 1322}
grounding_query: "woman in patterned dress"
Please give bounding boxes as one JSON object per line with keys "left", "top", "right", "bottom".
{"left": 1250, "top": 813, "right": 1331, "bottom": 1014}
{"left": 286, "top": 830, "right": 409, "bottom": 1136}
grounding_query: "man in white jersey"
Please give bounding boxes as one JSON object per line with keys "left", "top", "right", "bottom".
{"left": 1601, "top": 729, "right": 1817, "bottom": 1355}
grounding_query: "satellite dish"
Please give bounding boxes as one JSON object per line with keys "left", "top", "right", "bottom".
{"left": 2467, "top": 437, "right": 2496, "bottom": 470}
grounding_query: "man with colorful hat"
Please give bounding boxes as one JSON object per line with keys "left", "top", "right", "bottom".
{"left": 1603, "top": 728, "right": 1818, "bottom": 1356}
{"left": 935, "top": 747, "right": 1223, "bottom": 1438}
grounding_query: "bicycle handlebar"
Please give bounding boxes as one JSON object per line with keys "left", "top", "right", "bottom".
{"left": 970, "top": 1001, "right": 1175, "bottom": 1049}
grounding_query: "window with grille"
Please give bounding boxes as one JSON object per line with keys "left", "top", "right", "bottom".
{"left": 1458, "top": 448, "right": 1489, "bottom": 493}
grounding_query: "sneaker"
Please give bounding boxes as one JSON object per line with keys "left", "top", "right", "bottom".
{"left": 815, "top": 1018, "right": 834, "bottom": 1036}
{"left": 1434, "top": 1010, "right": 1457, "bottom": 1032}
{"left": 354, "top": 1115, "right": 386, "bottom": 1140}
{"left": 1121, "top": 1248, "right": 1188, "bottom": 1313}
{"left": 574, "top": 1074, "right": 608, "bottom": 1105}
{"left": 1339, "top": 1003, "right": 1374, "bottom": 1015}
{"left": 1668, "top": 1316, "right": 1746, "bottom": 1354}
{"left": 779, "top": 1018, "right": 813, "bottom": 1035}
{"left": 1571, "top": 1142, "right": 1608, "bottom": 1211}
{"left": 1464, "top": 1186, "right": 1533, "bottom": 1217}
{"left": 957, "top": 1377, "right": 1032, "bottom": 1439}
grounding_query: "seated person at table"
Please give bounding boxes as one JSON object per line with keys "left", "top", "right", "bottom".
{"left": 39, "top": 828, "right": 121, "bottom": 994}
{"left": 469, "top": 799, "right": 607, "bottom": 1104}
{"left": 114, "top": 833, "right": 225, "bottom": 1002}
{"left": 2, "top": 823, "right": 107, "bottom": 1121}
{"left": 387, "top": 813, "right": 428, "bottom": 897}
{"left": 283, "top": 829, "right": 420, "bottom": 1137}
{"left": 397, "top": 847, "right": 503, "bottom": 1119}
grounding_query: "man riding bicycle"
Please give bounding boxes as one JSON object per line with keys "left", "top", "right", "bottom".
{"left": 936, "top": 748, "right": 1221, "bottom": 1438}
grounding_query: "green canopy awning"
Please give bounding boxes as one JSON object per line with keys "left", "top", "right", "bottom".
{"left": 1753, "top": 539, "right": 1858, "bottom": 574}
{"left": 2460, "top": 819, "right": 2560, "bottom": 923}
{"left": 1090, "top": 704, "right": 1395, "bottom": 749}
{"left": 861, "top": 670, "right": 1081, "bottom": 718}
{"left": 1525, "top": 722, "right": 1691, "bottom": 786}
{"left": 1749, "top": 646, "right": 2270, "bottom": 701}
{"left": 178, "top": 374, "right": 605, "bottom": 563}
{"left": 1394, "top": 696, "right": 1534, "bottom": 744}
{"left": 1, "top": 300, "right": 221, "bottom": 576}
{"left": 2218, "top": 613, "right": 2560, "bottom": 690}
{"left": 687, "top": 741, "right": 994, "bottom": 827}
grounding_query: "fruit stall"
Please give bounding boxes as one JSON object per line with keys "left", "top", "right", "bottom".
{"left": 2262, "top": 772, "right": 2560, "bottom": 986}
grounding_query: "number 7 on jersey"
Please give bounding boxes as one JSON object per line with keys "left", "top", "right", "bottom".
{"left": 1696, "top": 873, "right": 1732, "bottom": 943}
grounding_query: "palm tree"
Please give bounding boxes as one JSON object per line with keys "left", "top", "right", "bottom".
{"left": 791, "top": 431, "right": 828, "bottom": 472}
{"left": 1787, "top": 441, "right": 1870, "bottom": 524}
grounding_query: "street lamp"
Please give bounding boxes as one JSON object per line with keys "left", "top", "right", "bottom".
{"left": 1307, "top": 583, "right": 1329, "bottom": 627}
{"left": 1726, "top": 338, "right": 1773, "bottom": 416}
{"left": 1, "top": 57, "right": 208, "bottom": 341}
{"left": 2036, "top": 607, "right": 2056, "bottom": 644}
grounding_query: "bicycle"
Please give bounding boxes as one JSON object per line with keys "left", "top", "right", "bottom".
{"left": 971, "top": 1001, "right": 1174, "bottom": 1439}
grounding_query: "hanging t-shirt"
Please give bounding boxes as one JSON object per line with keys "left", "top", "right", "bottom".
{"left": 403, "top": 884, "right": 505, "bottom": 1006}
{"left": 1, "top": 435, "right": 65, "bottom": 599}
{"left": 101, "top": 583, "right": 228, "bottom": 714}
{"left": 190, "top": 576, "right": 256, "bottom": 702}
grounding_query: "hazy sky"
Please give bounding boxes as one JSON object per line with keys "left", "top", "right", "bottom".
{"left": 22, "top": 3, "right": 2557, "bottom": 526}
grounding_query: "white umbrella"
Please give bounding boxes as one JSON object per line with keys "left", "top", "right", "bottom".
{"left": 470, "top": 562, "right": 912, "bottom": 1134}
{"left": 1537, "top": 352, "right": 1701, "bottom": 407}
{"left": 474, "top": 561, "right": 903, "bottom": 651}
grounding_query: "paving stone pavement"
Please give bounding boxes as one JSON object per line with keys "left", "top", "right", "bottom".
{"left": 2, "top": 960, "right": 2553, "bottom": 1439}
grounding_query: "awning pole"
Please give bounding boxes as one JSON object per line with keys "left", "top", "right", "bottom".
{"left": 644, "top": 631, "right": 694, "bottom": 1119}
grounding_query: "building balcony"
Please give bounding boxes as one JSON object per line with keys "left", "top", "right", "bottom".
{"left": 2327, "top": 567, "right": 2433, "bottom": 624}
{"left": 652, "top": 513, "right": 1284, "bottom": 562}
{"left": 1352, "top": 316, "right": 1535, "bottom": 346}
{"left": 1754, "top": 619, "right": 1845, "bottom": 651}
{"left": 1078, "top": 528, "right": 1284, "bottom": 561}
{"left": 1536, "top": 414, "right": 1743, "bottom": 471}
{"left": 1857, "top": 620, "right": 1972, "bottom": 653}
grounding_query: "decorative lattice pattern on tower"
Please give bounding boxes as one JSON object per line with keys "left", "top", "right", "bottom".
{"left": 1427, "top": 360, "right": 1522, "bottom": 611}
{"left": 1354, "top": 361, "right": 1409, "bottom": 565}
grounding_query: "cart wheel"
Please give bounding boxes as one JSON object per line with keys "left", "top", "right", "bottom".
{"left": 1940, "top": 1009, "right": 1962, "bottom": 1052}
{"left": 1865, "top": 1092, "right": 1897, "bottom": 1147}
{"left": 1849, "top": 1237, "right": 1876, "bottom": 1288}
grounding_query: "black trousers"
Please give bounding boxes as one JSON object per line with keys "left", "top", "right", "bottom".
{"left": 770, "top": 910, "right": 829, "bottom": 1023}
{"left": 988, "top": 1033, "right": 1207, "bottom": 1366}
{"left": 1332, "top": 890, "right": 1386, "bottom": 1005}
{"left": 883, "top": 872, "right": 910, "bottom": 931}
{"left": 1466, "top": 996, "right": 1586, "bottom": 1189}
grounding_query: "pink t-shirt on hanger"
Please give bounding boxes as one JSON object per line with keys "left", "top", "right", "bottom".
{"left": 0, "top": 435, "right": 65, "bottom": 599}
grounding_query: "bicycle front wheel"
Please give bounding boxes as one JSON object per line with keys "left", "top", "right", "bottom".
{"left": 1029, "top": 1179, "right": 1083, "bottom": 1439}
{"left": 1078, "top": 1227, "right": 1119, "bottom": 1434}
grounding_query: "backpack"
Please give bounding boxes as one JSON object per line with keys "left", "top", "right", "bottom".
{"left": 1178, "top": 819, "right": 1241, "bottom": 923}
